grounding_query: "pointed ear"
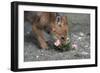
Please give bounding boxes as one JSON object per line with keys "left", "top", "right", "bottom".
{"left": 62, "top": 16, "right": 68, "bottom": 25}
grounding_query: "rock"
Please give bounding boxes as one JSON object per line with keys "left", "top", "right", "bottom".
{"left": 79, "top": 32, "right": 84, "bottom": 36}
{"left": 36, "top": 55, "right": 39, "bottom": 58}
{"left": 81, "top": 51, "right": 89, "bottom": 55}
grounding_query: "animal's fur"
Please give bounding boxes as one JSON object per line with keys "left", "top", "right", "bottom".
{"left": 25, "top": 12, "right": 68, "bottom": 49}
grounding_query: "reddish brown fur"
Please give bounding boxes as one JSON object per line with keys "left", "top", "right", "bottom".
{"left": 31, "top": 12, "right": 68, "bottom": 49}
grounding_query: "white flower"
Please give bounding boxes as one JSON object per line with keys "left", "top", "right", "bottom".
{"left": 54, "top": 40, "right": 61, "bottom": 46}
{"left": 72, "top": 44, "right": 78, "bottom": 49}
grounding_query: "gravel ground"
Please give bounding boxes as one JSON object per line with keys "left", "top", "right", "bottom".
{"left": 24, "top": 13, "right": 90, "bottom": 62}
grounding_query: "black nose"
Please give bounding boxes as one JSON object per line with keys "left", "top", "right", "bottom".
{"left": 61, "top": 37, "right": 64, "bottom": 40}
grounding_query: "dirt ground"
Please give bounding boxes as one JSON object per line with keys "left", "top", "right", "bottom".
{"left": 24, "top": 13, "right": 90, "bottom": 62}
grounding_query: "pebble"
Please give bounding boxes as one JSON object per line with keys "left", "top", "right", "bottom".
{"left": 74, "top": 51, "right": 89, "bottom": 57}
{"left": 78, "top": 37, "right": 82, "bottom": 40}
{"left": 36, "top": 55, "right": 39, "bottom": 58}
{"left": 40, "top": 53, "right": 44, "bottom": 56}
{"left": 80, "top": 51, "right": 89, "bottom": 55}
{"left": 79, "top": 32, "right": 84, "bottom": 36}
{"left": 27, "top": 32, "right": 30, "bottom": 34}
{"left": 85, "top": 45, "right": 89, "bottom": 48}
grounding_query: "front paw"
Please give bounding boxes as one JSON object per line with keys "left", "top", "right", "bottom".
{"left": 40, "top": 43, "right": 49, "bottom": 50}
